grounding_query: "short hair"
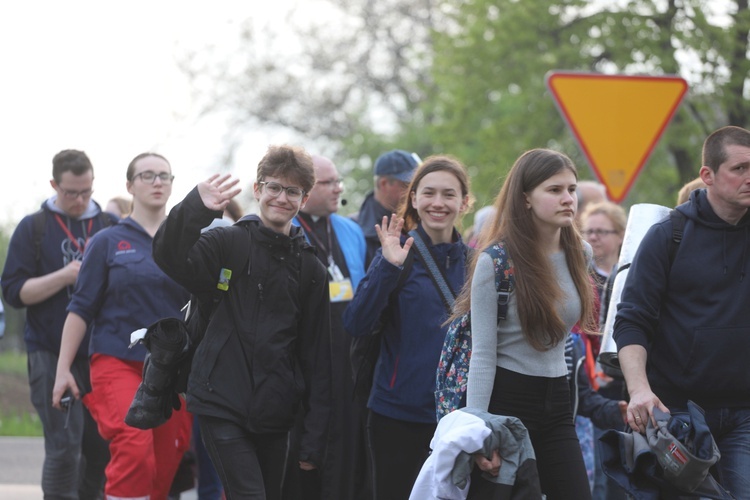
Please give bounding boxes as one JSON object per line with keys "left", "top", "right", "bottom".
{"left": 676, "top": 177, "right": 707, "bottom": 205}
{"left": 256, "top": 145, "right": 315, "bottom": 194}
{"left": 52, "top": 150, "right": 93, "bottom": 183}
{"left": 580, "top": 201, "right": 627, "bottom": 235}
{"left": 126, "top": 152, "right": 170, "bottom": 182}
{"left": 702, "top": 126, "right": 750, "bottom": 172}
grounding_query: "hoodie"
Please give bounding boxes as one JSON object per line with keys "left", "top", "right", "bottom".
{"left": 1, "top": 198, "right": 115, "bottom": 356}
{"left": 614, "top": 188, "right": 750, "bottom": 409}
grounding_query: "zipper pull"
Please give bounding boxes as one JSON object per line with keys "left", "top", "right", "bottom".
{"left": 258, "top": 283, "right": 264, "bottom": 301}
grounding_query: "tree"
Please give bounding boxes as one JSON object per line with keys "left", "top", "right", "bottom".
{"left": 427, "top": 0, "right": 750, "bottom": 207}
{"left": 180, "top": 0, "right": 750, "bottom": 210}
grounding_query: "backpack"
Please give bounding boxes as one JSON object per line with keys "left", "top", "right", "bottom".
{"left": 32, "top": 208, "right": 116, "bottom": 262}
{"left": 435, "top": 242, "right": 514, "bottom": 421}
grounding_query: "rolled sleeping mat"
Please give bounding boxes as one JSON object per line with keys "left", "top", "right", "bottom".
{"left": 599, "top": 203, "right": 672, "bottom": 374}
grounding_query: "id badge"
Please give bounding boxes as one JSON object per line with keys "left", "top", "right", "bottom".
{"left": 329, "top": 278, "right": 354, "bottom": 303}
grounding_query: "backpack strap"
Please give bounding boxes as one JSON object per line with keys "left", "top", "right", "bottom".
{"left": 668, "top": 209, "right": 685, "bottom": 271}
{"left": 408, "top": 229, "right": 456, "bottom": 314}
{"left": 485, "top": 242, "right": 514, "bottom": 320}
{"left": 32, "top": 209, "right": 46, "bottom": 264}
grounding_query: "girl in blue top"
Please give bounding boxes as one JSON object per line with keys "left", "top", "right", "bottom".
{"left": 344, "top": 155, "right": 472, "bottom": 500}
{"left": 53, "top": 153, "right": 192, "bottom": 500}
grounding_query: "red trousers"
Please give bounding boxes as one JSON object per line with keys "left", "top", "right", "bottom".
{"left": 84, "top": 354, "right": 192, "bottom": 500}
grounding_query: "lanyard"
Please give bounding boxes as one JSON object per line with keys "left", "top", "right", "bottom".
{"left": 297, "top": 215, "right": 334, "bottom": 265}
{"left": 54, "top": 214, "right": 93, "bottom": 254}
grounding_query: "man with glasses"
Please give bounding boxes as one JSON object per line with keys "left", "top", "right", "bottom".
{"left": 153, "top": 145, "right": 332, "bottom": 500}
{"left": 287, "top": 155, "right": 366, "bottom": 500}
{"left": 2, "top": 149, "right": 113, "bottom": 499}
{"left": 351, "top": 150, "right": 419, "bottom": 268}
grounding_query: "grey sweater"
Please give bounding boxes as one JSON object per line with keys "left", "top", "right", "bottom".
{"left": 466, "top": 250, "right": 581, "bottom": 411}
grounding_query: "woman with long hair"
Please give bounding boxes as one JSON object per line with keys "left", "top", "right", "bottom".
{"left": 459, "top": 148, "right": 597, "bottom": 499}
{"left": 53, "top": 153, "right": 192, "bottom": 500}
{"left": 344, "top": 155, "right": 472, "bottom": 500}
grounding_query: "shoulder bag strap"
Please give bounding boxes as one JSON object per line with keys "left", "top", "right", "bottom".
{"left": 408, "top": 229, "right": 455, "bottom": 314}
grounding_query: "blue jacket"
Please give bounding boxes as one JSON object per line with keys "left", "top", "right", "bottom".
{"left": 293, "top": 213, "right": 366, "bottom": 290}
{"left": 1, "top": 198, "right": 115, "bottom": 356}
{"left": 68, "top": 217, "right": 189, "bottom": 361}
{"left": 614, "top": 189, "right": 750, "bottom": 409}
{"left": 343, "top": 224, "right": 468, "bottom": 423}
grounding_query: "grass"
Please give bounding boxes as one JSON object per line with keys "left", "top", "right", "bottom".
{"left": 0, "top": 350, "right": 43, "bottom": 436}
{"left": 0, "top": 349, "right": 26, "bottom": 375}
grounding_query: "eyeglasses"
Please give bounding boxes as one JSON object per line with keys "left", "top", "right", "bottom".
{"left": 59, "top": 187, "right": 94, "bottom": 200}
{"left": 582, "top": 229, "right": 618, "bottom": 237}
{"left": 133, "top": 171, "right": 174, "bottom": 185}
{"left": 259, "top": 181, "right": 305, "bottom": 201}
{"left": 316, "top": 178, "right": 344, "bottom": 189}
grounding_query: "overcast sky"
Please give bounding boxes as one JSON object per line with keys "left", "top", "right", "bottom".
{"left": 0, "top": 0, "right": 311, "bottom": 227}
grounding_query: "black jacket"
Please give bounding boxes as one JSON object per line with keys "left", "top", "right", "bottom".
{"left": 153, "top": 188, "right": 332, "bottom": 465}
{"left": 568, "top": 335, "right": 625, "bottom": 431}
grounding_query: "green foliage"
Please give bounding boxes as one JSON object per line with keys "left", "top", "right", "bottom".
{"left": 182, "top": 0, "right": 749, "bottom": 214}
{"left": 0, "top": 351, "right": 41, "bottom": 437}
{"left": 0, "top": 412, "right": 43, "bottom": 437}
{"left": 421, "top": 0, "right": 748, "bottom": 210}
{"left": 0, "top": 350, "right": 26, "bottom": 376}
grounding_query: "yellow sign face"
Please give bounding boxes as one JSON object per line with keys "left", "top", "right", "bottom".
{"left": 546, "top": 72, "right": 688, "bottom": 203}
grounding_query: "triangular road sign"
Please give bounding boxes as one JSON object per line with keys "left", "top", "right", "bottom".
{"left": 546, "top": 72, "right": 688, "bottom": 203}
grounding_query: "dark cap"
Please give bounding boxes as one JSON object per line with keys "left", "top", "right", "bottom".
{"left": 647, "top": 403, "right": 730, "bottom": 498}
{"left": 374, "top": 150, "right": 419, "bottom": 183}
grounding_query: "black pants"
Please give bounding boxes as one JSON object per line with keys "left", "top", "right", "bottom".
{"left": 366, "top": 410, "right": 436, "bottom": 500}
{"left": 486, "top": 367, "right": 591, "bottom": 500}
{"left": 199, "top": 415, "right": 289, "bottom": 500}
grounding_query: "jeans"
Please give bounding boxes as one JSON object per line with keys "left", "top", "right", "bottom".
{"left": 28, "top": 350, "right": 109, "bottom": 500}
{"left": 696, "top": 407, "right": 750, "bottom": 499}
{"left": 199, "top": 415, "right": 290, "bottom": 500}
{"left": 366, "top": 410, "right": 436, "bottom": 500}
{"left": 487, "top": 367, "right": 592, "bottom": 500}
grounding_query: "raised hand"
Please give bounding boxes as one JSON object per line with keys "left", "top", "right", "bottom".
{"left": 374, "top": 214, "right": 413, "bottom": 267}
{"left": 197, "top": 174, "right": 242, "bottom": 211}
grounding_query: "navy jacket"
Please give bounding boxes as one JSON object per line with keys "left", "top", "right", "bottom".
{"left": 343, "top": 224, "right": 468, "bottom": 424}
{"left": 614, "top": 189, "right": 750, "bottom": 409}
{"left": 350, "top": 191, "right": 390, "bottom": 268}
{"left": 68, "top": 217, "right": 188, "bottom": 361}
{"left": 2, "top": 199, "right": 115, "bottom": 356}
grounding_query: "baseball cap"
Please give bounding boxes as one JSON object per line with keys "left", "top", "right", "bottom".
{"left": 647, "top": 404, "right": 730, "bottom": 498}
{"left": 374, "top": 149, "right": 419, "bottom": 183}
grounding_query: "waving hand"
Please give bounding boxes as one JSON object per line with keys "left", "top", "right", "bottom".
{"left": 197, "top": 174, "right": 242, "bottom": 211}
{"left": 375, "top": 214, "right": 414, "bottom": 267}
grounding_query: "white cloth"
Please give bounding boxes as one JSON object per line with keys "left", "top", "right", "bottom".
{"left": 409, "top": 410, "right": 491, "bottom": 500}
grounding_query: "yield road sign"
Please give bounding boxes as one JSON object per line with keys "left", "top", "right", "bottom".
{"left": 546, "top": 72, "right": 688, "bottom": 203}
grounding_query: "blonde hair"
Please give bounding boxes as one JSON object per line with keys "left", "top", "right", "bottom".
{"left": 676, "top": 177, "right": 706, "bottom": 206}
{"left": 580, "top": 201, "right": 626, "bottom": 235}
